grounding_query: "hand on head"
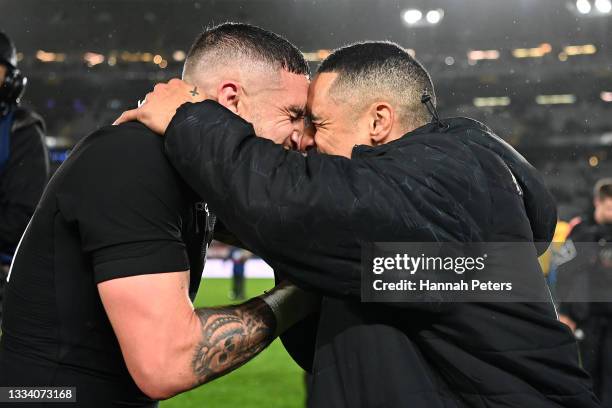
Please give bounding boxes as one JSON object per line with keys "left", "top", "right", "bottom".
{"left": 113, "top": 78, "right": 208, "bottom": 135}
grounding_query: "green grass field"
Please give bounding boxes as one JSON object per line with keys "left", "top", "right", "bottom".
{"left": 160, "top": 278, "right": 306, "bottom": 408}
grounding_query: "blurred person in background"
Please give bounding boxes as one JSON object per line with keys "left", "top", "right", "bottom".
{"left": 558, "top": 178, "right": 612, "bottom": 407}
{"left": 0, "top": 23, "right": 318, "bottom": 407}
{"left": 228, "top": 247, "right": 251, "bottom": 300}
{"left": 0, "top": 31, "right": 49, "bottom": 327}
{"left": 539, "top": 219, "right": 572, "bottom": 294}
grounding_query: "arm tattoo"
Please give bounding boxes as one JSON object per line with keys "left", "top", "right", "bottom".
{"left": 191, "top": 298, "right": 276, "bottom": 385}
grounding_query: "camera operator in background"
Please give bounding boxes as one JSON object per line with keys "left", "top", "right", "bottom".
{"left": 558, "top": 178, "right": 612, "bottom": 407}
{"left": 0, "top": 31, "right": 50, "bottom": 326}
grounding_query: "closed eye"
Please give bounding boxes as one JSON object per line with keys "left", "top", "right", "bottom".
{"left": 306, "top": 113, "right": 324, "bottom": 127}
{"left": 287, "top": 105, "right": 305, "bottom": 122}
{"left": 290, "top": 113, "right": 304, "bottom": 122}
{"left": 305, "top": 116, "right": 316, "bottom": 129}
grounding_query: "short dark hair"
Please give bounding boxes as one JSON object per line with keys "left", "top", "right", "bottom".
{"left": 595, "top": 178, "right": 612, "bottom": 200}
{"left": 317, "top": 41, "right": 435, "bottom": 127}
{"left": 184, "top": 22, "right": 309, "bottom": 79}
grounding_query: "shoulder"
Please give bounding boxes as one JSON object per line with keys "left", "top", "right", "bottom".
{"left": 11, "top": 106, "right": 45, "bottom": 134}
{"left": 567, "top": 220, "right": 595, "bottom": 241}
{"left": 8, "top": 107, "right": 46, "bottom": 149}
{"left": 62, "top": 121, "right": 187, "bottom": 194}
{"left": 81, "top": 121, "right": 164, "bottom": 152}
{"left": 385, "top": 131, "right": 483, "bottom": 185}
{"left": 70, "top": 122, "right": 168, "bottom": 169}
{"left": 53, "top": 122, "right": 193, "bottom": 220}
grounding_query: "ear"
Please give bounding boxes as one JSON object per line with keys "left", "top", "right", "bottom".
{"left": 216, "top": 81, "right": 242, "bottom": 114}
{"left": 368, "top": 102, "right": 395, "bottom": 145}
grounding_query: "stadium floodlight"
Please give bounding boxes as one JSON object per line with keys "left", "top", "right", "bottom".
{"left": 602, "top": 92, "right": 612, "bottom": 102}
{"left": 173, "top": 50, "right": 186, "bottom": 62}
{"left": 576, "top": 0, "right": 592, "bottom": 14}
{"left": 468, "top": 50, "right": 500, "bottom": 61}
{"left": 595, "top": 0, "right": 612, "bottom": 13}
{"left": 36, "top": 50, "right": 66, "bottom": 63}
{"left": 83, "top": 52, "right": 105, "bottom": 67}
{"left": 564, "top": 44, "right": 597, "bottom": 55}
{"left": 426, "top": 9, "right": 443, "bottom": 24}
{"left": 402, "top": 9, "right": 423, "bottom": 25}
{"left": 535, "top": 94, "right": 576, "bottom": 105}
{"left": 473, "top": 97, "right": 511, "bottom": 108}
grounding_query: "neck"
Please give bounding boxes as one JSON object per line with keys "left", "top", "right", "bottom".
{"left": 387, "top": 120, "right": 423, "bottom": 143}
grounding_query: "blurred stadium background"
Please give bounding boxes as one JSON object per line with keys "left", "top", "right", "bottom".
{"left": 1, "top": 0, "right": 611, "bottom": 406}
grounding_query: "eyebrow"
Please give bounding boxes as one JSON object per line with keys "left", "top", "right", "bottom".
{"left": 287, "top": 105, "right": 305, "bottom": 117}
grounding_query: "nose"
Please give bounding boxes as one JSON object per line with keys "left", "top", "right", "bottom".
{"left": 290, "top": 130, "right": 302, "bottom": 151}
{"left": 300, "top": 131, "right": 316, "bottom": 152}
{"left": 298, "top": 122, "right": 316, "bottom": 152}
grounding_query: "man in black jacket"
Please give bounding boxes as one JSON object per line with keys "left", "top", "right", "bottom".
{"left": 118, "top": 41, "right": 599, "bottom": 407}
{"left": 0, "top": 31, "right": 49, "bottom": 326}
{"left": 558, "top": 179, "right": 612, "bottom": 407}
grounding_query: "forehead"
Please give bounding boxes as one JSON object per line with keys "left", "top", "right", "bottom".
{"left": 275, "top": 70, "right": 309, "bottom": 105}
{"left": 308, "top": 72, "right": 339, "bottom": 112}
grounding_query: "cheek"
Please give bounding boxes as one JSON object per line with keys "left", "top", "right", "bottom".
{"left": 327, "top": 128, "right": 355, "bottom": 148}
{"left": 314, "top": 129, "right": 331, "bottom": 147}
{"left": 262, "top": 121, "right": 294, "bottom": 145}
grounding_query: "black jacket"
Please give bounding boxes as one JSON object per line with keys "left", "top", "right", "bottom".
{"left": 0, "top": 107, "right": 49, "bottom": 257}
{"left": 164, "top": 101, "right": 599, "bottom": 408}
{"left": 557, "top": 221, "right": 612, "bottom": 407}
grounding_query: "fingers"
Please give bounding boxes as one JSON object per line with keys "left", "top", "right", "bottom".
{"left": 113, "top": 109, "right": 139, "bottom": 126}
{"left": 153, "top": 83, "right": 168, "bottom": 93}
{"left": 168, "top": 78, "right": 184, "bottom": 86}
{"left": 138, "top": 92, "right": 152, "bottom": 108}
{"left": 112, "top": 78, "right": 194, "bottom": 131}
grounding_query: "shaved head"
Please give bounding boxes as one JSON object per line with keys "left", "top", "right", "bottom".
{"left": 183, "top": 22, "right": 310, "bottom": 93}
{"left": 317, "top": 41, "right": 435, "bottom": 130}
{"left": 181, "top": 22, "right": 310, "bottom": 150}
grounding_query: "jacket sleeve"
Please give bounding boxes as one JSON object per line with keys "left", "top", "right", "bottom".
{"left": 164, "top": 101, "right": 451, "bottom": 297}
{"left": 0, "top": 122, "right": 49, "bottom": 252}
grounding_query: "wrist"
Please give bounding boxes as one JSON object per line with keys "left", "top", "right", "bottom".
{"left": 259, "top": 281, "right": 320, "bottom": 337}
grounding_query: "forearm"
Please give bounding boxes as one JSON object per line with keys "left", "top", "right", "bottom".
{"left": 190, "top": 297, "right": 275, "bottom": 386}
{"left": 144, "top": 298, "right": 274, "bottom": 399}
{"left": 152, "top": 282, "right": 319, "bottom": 399}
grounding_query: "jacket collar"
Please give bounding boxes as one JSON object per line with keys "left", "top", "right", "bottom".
{"left": 351, "top": 117, "right": 490, "bottom": 158}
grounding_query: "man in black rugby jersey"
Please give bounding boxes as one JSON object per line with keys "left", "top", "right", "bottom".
{"left": 0, "top": 23, "right": 317, "bottom": 407}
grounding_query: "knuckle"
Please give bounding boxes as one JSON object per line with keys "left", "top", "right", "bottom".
{"left": 153, "top": 83, "right": 166, "bottom": 92}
